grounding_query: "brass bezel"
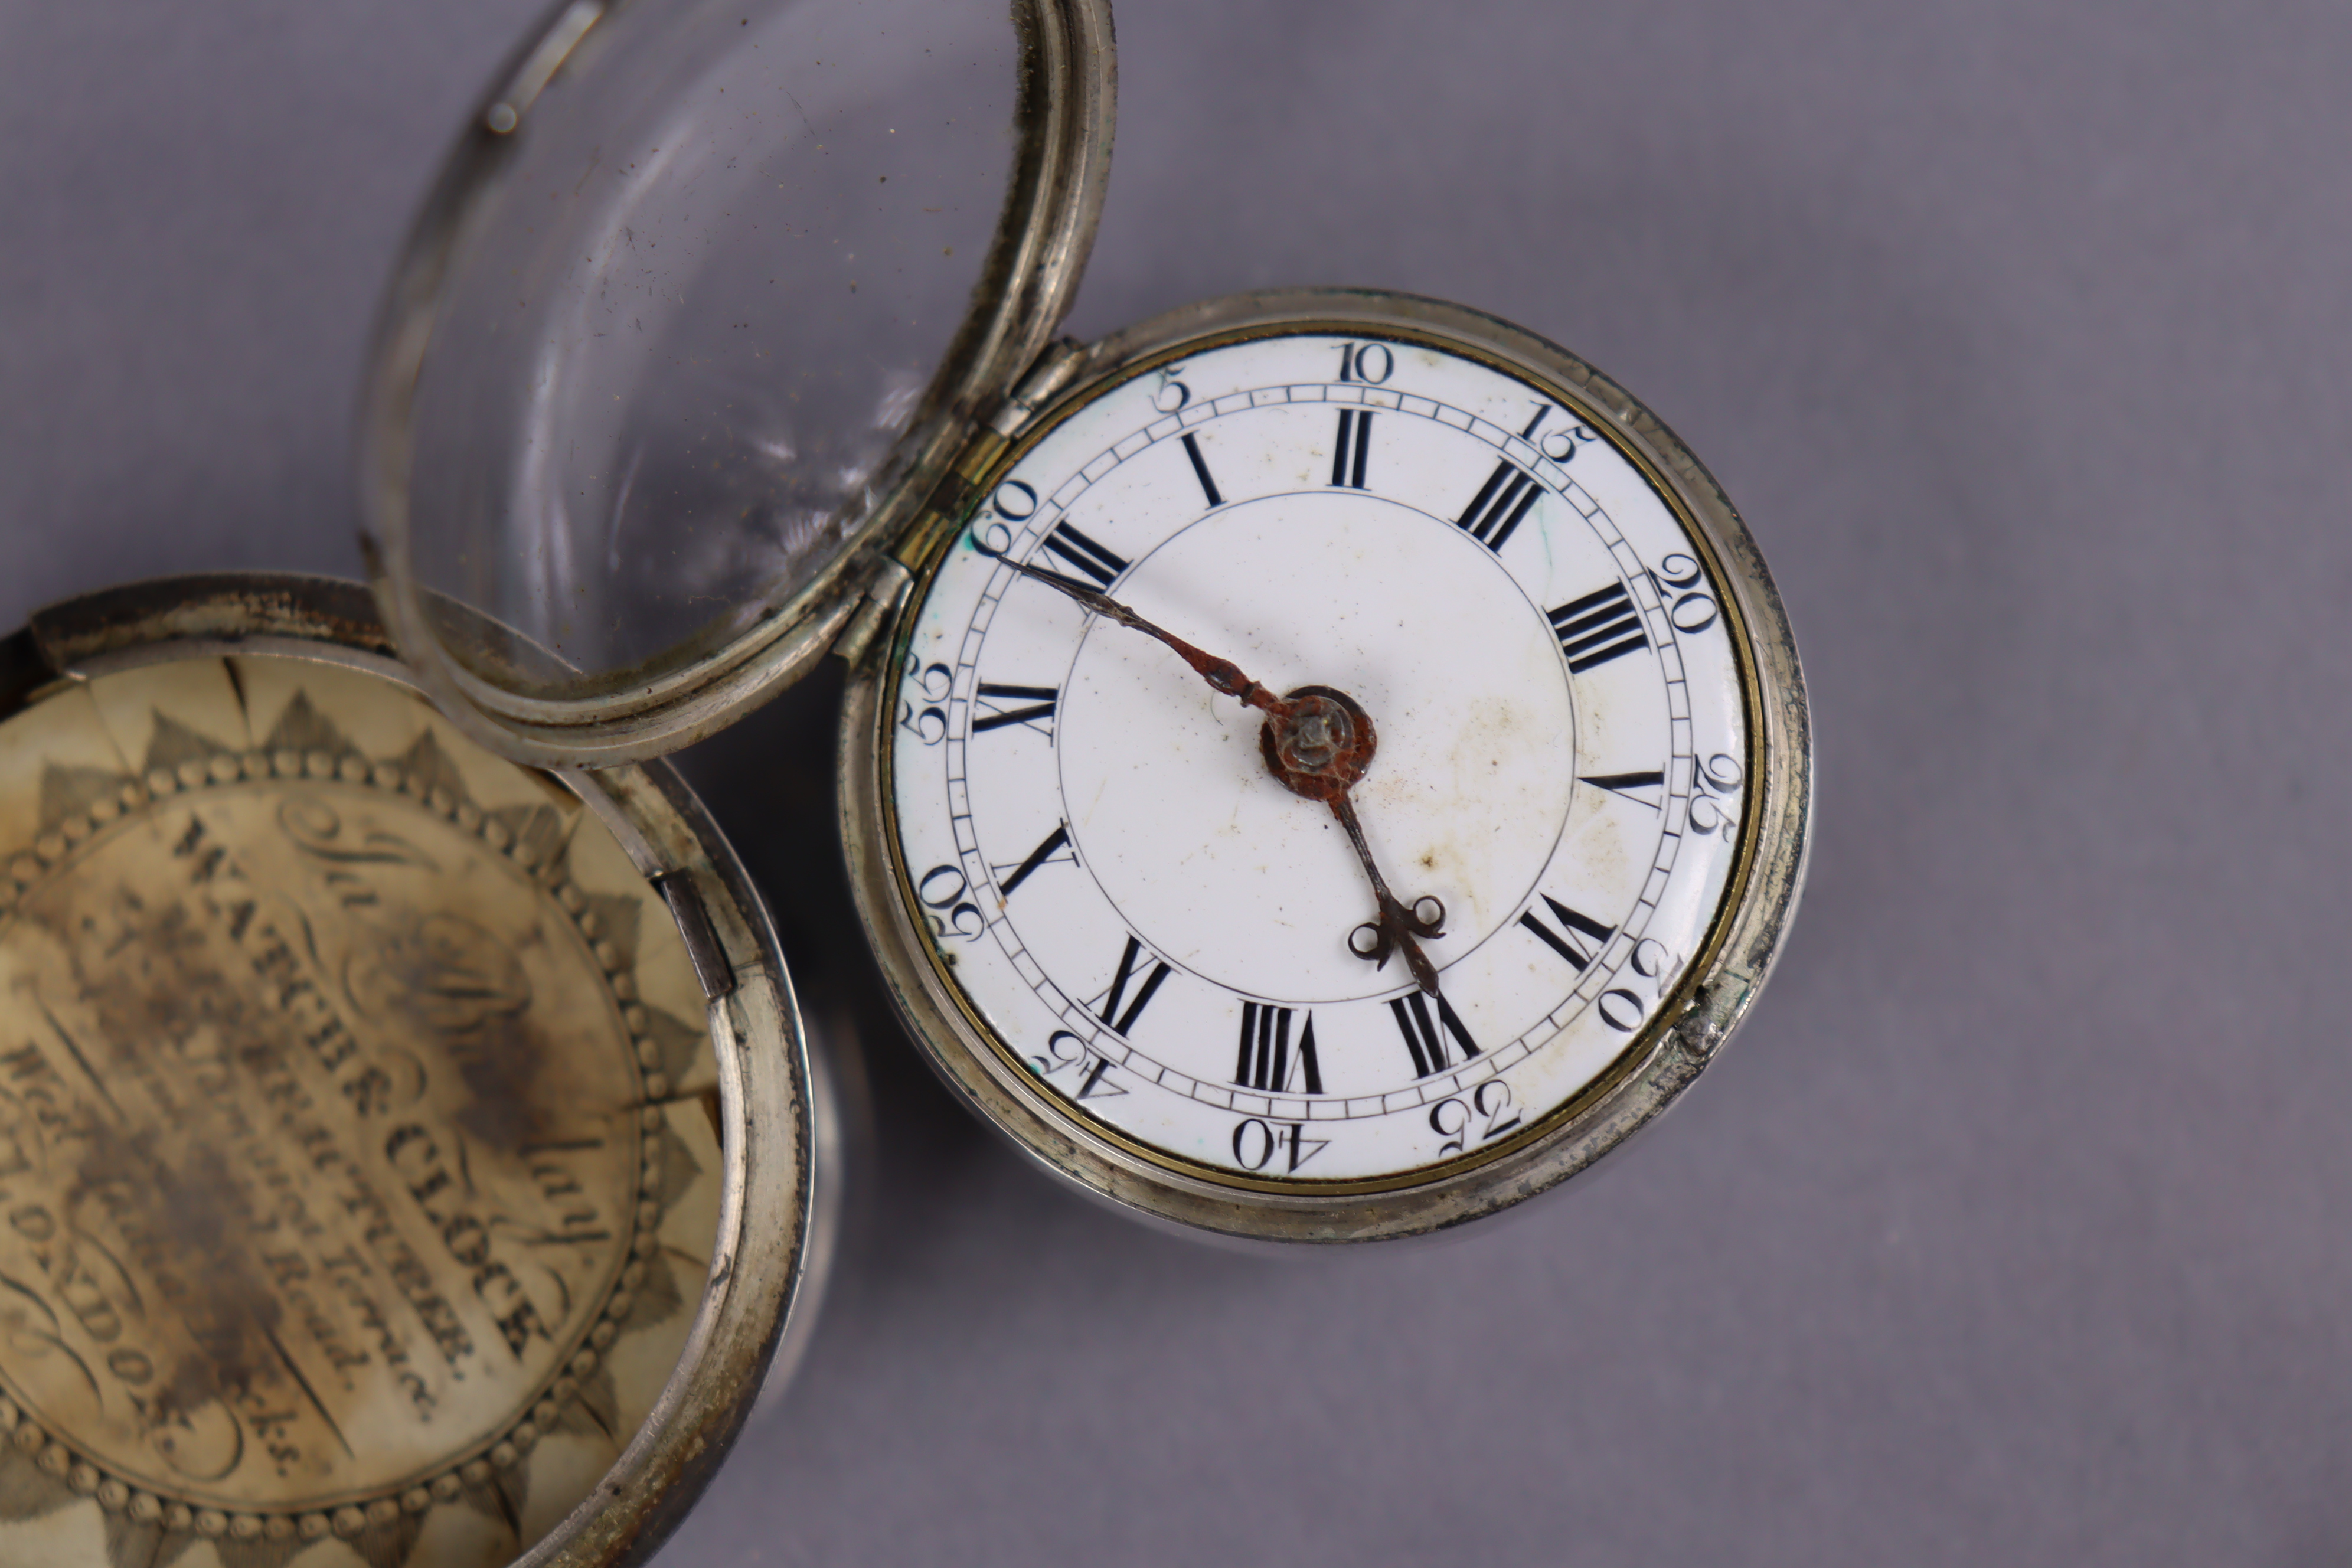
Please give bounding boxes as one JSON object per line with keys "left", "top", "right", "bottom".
{"left": 840, "top": 288, "right": 1812, "bottom": 1243}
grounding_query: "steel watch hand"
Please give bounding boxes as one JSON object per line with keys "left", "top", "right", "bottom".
{"left": 997, "top": 555, "right": 1291, "bottom": 718}
{"left": 998, "top": 553, "right": 1448, "bottom": 994}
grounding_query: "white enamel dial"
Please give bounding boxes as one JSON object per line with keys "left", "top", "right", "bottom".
{"left": 883, "top": 329, "right": 1755, "bottom": 1187}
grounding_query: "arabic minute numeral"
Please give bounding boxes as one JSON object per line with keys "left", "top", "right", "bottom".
{"left": 1599, "top": 989, "right": 1646, "bottom": 1031}
{"left": 1096, "top": 934, "right": 1172, "bottom": 1036}
{"left": 1631, "top": 938, "right": 1674, "bottom": 982}
{"left": 897, "top": 701, "right": 946, "bottom": 746}
{"left": 1428, "top": 1080, "right": 1523, "bottom": 1158}
{"left": 1390, "top": 991, "right": 1480, "bottom": 1079}
{"left": 897, "top": 659, "right": 953, "bottom": 746}
{"left": 1520, "top": 401, "right": 1596, "bottom": 463}
{"left": 1329, "top": 408, "right": 1373, "bottom": 489}
{"left": 1687, "top": 752, "right": 1745, "bottom": 837}
{"left": 992, "top": 479, "right": 1039, "bottom": 520}
{"left": 1233, "top": 1001, "right": 1323, "bottom": 1095}
{"left": 1548, "top": 581, "right": 1649, "bottom": 674}
{"left": 1232, "top": 1118, "right": 1328, "bottom": 1174}
{"left": 1334, "top": 341, "right": 1393, "bottom": 384}
{"left": 1027, "top": 1028, "right": 1085, "bottom": 1076}
{"left": 1026, "top": 1029, "right": 1128, "bottom": 1100}
{"left": 916, "top": 864, "right": 986, "bottom": 942}
{"left": 1456, "top": 460, "right": 1540, "bottom": 553}
{"left": 1649, "top": 552, "right": 1719, "bottom": 633}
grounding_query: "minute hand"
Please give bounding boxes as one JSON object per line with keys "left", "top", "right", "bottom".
{"left": 997, "top": 557, "right": 1291, "bottom": 719}
{"left": 998, "top": 554, "right": 1448, "bottom": 996}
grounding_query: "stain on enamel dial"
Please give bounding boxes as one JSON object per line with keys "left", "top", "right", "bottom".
{"left": 886, "top": 330, "right": 1754, "bottom": 1185}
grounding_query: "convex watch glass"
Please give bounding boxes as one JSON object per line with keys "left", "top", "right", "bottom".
{"left": 364, "top": 0, "right": 1809, "bottom": 1244}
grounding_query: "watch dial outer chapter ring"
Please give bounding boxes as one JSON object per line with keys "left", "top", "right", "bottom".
{"left": 838, "top": 287, "right": 1813, "bottom": 1244}
{"left": 357, "top": 0, "right": 1116, "bottom": 769}
{"left": 9, "top": 573, "right": 825, "bottom": 1565}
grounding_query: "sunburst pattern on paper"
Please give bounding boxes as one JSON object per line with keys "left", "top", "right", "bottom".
{"left": 0, "top": 656, "right": 724, "bottom": 1568}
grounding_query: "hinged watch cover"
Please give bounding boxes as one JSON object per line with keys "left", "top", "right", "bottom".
{"left": 0, "top": 576, "right": 821, "bottom": 1567}
{"left": 361, "top": 0, "right": 1115, "bottom": 766}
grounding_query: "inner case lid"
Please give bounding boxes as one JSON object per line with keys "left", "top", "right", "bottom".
{"left": 0, "top": 576, "right": 816, "bottom": 1566}
{"left": 361, "top": 0, "right": 1113, "bottom": 766}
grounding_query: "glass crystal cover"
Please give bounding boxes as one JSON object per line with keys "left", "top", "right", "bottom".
{"left": 398, "top": 0, "right": 1028, "bottom": 699}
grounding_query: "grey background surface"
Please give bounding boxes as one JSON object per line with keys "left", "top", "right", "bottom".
{"left": 5, "top": 2, "right": 2349, "bottom": 1563}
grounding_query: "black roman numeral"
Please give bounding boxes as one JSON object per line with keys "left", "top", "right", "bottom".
{"left": 1038, "top": 522, "right": 1129, "bottom": 588}
{"left": 1075, "top": 1057, "right": 1126, "bottom": 1100}
{"left": 1390, "top": 991, "right": 1481, "bottom": 1079}
{"left": 1456, "top": 461, "right": 1540, "bottom": 553}
{"left": 1329, "top": 409, "right": 1373, "bottom": 489}
{"left": 1548, "top": 582, "right": 1649, "bottom": 673}
{"left": 1233, "top": 1002, "right": 1323, "bottom": 1095}
{"left": 1580, "top": 769, "right": 1665, "bottom": 808}
{"left": 994, "top": 822, "right": 1071, "bottom": 896}
{"left": 1180, "top": 432, "right": 1223, "bottom": 508}
{"left": 1096, "top": 935, "right": 1172, "bottom": 1036}
{"left": 1518, "top": 896, "right": 1615, "bottom": 971}
{"left": 972, "top": 682, "right": 1057, "bottom": 736}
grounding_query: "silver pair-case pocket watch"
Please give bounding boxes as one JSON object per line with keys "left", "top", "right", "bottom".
{"left": 364, "top": 0, "right": 1811, "bottom": 1249}
{"left": 0, "top": 0, "right": 1807, "bottom": 1561}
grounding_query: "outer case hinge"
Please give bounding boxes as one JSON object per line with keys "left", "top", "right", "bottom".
{"left": 985, "top": 336, "right": 1089, "bottom": 440}
{"left": 831, "top": 554, "right": 913, "bottom": 669}
{"left": 834, "top": 337, "right": 1093, "bottom": 667}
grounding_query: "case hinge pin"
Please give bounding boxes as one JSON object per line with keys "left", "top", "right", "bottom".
{"left": 986, "top": 337, "right": 1088, "bottom": 439}
{"left": 832, "top": 556, "right": 913, "bottom": 669}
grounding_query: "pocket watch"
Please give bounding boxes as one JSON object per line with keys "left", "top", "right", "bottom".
{"left": 0, "top": 576, "right": 827, "bottom": 1567}
{"left": 361, "top": 0, "right": 1810, "bottom": 1243}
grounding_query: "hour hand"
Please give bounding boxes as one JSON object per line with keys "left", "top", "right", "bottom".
{"left": 1254, "top": 685, "right": 1448, "bottom": 997}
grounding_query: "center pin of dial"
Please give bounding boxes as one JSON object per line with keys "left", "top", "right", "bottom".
{"left": 1257, "top": 684, "right": 1374, "bottom": 799}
